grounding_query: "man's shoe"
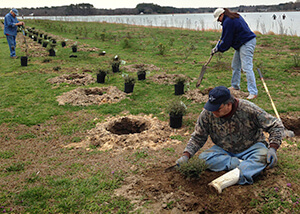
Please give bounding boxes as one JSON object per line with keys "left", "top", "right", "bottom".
{"left": 10, "top": 56, "right": 18, "bottom": 59}
{"left": 247, "top": 94, "right": 257, "bottom": 100}
{"left": 208, "top": 168, "right": 240, "bottom": 194}
{"left": 228, "top": 86, "right": 239, "bottom": 90}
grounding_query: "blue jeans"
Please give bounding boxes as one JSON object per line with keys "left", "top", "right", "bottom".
{"left": 231, "top": 38, "right": 258, "bottom": 95}
{"left": 6, "top": 35, "right": 17, "bottom": 57}
{"left": 199, "top": 142, "right": 268, "bottom": 185}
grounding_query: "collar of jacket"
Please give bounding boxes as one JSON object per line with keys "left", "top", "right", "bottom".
{"left": 221, "top": 98, "right": 239, "bottom": 119}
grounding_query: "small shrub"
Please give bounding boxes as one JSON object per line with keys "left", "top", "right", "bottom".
{"left": 42, "top": 58, "right": 52, "bottom": 63}
{"left": 157, "top": 43, "right": 166, "bottom": 55}
{"left": 184, "top": 43, "right": 197, "bottom": 60}
{"left": 123, "top": 75, "right": 136, "bottom": 84}
{"left": 100, "top": 32, "right": 105, "bottom": 41}
{"left": 98, "top": 69, "right": 108, "bottom": 75}
{"left": 168, "top": 100, "right": 187, "bottom": 116}
{"left": 53, "top": 66, "right": 61, "bottom": 71}
{"left": 175, "top": 76, "right": 186, "bottom": 85}
{"left": 137, "top": 68, "right": 146, "bottom": 75}
{"left": 292, "top": 53, "right": 299, "bottom": 67}
{"left": 176, "top": 157, "right": 207, "bottom": 178}
{"left": 122, "top": 37, "right": 130, "bottom": 48}
{"left": 169, "top": 37, "right": 175, "bottom": 46}
{"left": 6, "top": 162, "right": 25, "bottom": 172}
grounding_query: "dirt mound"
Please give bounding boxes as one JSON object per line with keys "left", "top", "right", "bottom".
{"left": 123, "top": 64, "right": 161, "bottom": 73}
{"left": 66, "top": 114, "right": 185, "bottom": 152}
{"left": 228, "top": 88, "right": 249, "bottom": 99}
{"left": 183, "top": 88, "right": 211, "bottom": 103}
{"left": 183, "top": 87, "right": 249, "bottom": 103}
{"left": 281, "top": 112, "right": 300, "bottom": 138}
{"left": 56, "top": 86, "right": 127, "bottom": 106}
{"left": 115, "top": 163, "right": 299, "bottom": 214}
{"left": 149, "top": 73, "right": 192, "bottom": 85}
{"left": 115, "top": 166, "right": 265, "bottom": 214}
{"left": 47, "top": 72, "right": 95, "bottom": 86}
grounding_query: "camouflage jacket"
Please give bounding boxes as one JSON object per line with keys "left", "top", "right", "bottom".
{"left": 184, "top": 99, "right": 284, "bottom": 156}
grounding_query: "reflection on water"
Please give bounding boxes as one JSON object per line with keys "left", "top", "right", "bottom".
{"left": 22, "top": 11, "right": 300, "bottom": 36}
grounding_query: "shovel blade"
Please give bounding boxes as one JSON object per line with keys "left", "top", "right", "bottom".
{"left": 196, "top": 65, "right": 207, "bottom": 88}
{"left": 164, "top": 164, "right": 178, "bottom": 173}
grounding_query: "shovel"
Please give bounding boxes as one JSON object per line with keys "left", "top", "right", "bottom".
{"left": 257, "top": 68, "right": 294, "bottom": 138}
{"left": 20, "top": 26, "right": 28, "bottom": 57}
{"left": 164, "top": 164, "right": 179, "bottom": 173}
{"left": 196, "top": 54, "right": 214, "bottom": 88}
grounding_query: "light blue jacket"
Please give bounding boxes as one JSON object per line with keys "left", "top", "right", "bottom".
{"left": 4, "top": 12, "right": 19, "bottom": 36}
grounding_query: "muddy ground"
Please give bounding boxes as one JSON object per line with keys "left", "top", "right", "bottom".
{"left": 1, "top": 31, "right": 299, "bottom": 213}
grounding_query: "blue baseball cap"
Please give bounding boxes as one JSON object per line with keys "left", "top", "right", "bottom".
{"left": 204, "top": 86, "right": 231, "bottom": 111}
{"left": 12, "top": 8, "right": 19, "bottom": 16}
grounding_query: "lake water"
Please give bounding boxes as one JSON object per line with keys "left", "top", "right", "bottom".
{"left": 19, "top": 11, "right": 300, "bottom": 36}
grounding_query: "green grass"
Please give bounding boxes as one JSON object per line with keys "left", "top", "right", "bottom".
{"left": 14, "top": 170, "right": 132, "bottom": 213}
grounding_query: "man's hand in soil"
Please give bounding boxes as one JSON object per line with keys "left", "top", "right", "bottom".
{"left": 267, "top": 148, "right": 277, "bottom": 168}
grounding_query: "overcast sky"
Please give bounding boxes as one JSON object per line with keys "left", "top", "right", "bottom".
{"left": 1, "top": 0, "right": 294, "bottom": 10}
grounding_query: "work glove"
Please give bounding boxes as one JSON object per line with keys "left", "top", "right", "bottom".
{"left": 267, "top": 148, "right": 277, "bottom": 168}
{"left": 176, "top": 155, "right": 189, "bottom": 166}
{"left": 211, "top": 47, "right": 218, "bottom": 55}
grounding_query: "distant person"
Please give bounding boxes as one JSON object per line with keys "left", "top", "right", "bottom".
{"left": 176, "top": 86, "right": 284, "bottom": 193}
{"left": 4, "top": 8, "right": 25, "bottom": 59}
{"left": 282, "top": 14, "right": 286, "bottom": 20}
{"left": 211, "top": 8, "right": 258, "bottom": 100}
{"left": 273, "top": 14, "right": 277, "bottom": 20}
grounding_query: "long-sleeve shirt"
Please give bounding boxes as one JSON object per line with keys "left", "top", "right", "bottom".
{"left": 217, "top": 15, "right": 256, "bottom": 52}
{"left": 184, "top": 99, "right": 284, "bottom": 157}
{"left": 4, "top": 12, "right": 19, "bottom": 36}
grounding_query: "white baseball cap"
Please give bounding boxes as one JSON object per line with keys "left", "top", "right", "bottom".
{"left": 213, "top": 8, "right": 225, "bottom": 22}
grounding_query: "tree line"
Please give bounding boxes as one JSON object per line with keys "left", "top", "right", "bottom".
{"left": 1, "top": 2, "right": 300, "bottom": 17}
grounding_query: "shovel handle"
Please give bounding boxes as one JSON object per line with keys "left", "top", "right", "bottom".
{"left": 205, "top": 54, "right": 214, "bottom": 66}
{"left": 257, "top": 68, "right": 280, "bottom": 120}
{"left": 257, "top": 68, "right": 263, "bottom": 79}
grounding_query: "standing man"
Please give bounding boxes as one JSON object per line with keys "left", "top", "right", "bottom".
{"left": 212, "top": 8, "right": 258, "bottom": 100}
{"left": 4, "top": 8, "right": 25, "bottom": 59}
{"left": 176, "top": 86, "right": 284, "bottom": 193}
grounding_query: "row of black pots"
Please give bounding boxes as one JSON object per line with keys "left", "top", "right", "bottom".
{"left": 96, "top": 71, "right": 146, "bottom": 84}
{"left": 46, "top": 46, "right": 77, "bottom": 57}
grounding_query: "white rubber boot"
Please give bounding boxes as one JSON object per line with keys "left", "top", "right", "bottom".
{"left": 208, "top": 168, "right": 240, "bottom": 194}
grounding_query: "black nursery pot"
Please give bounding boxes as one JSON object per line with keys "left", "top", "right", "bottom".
{"left": 61, "top": 41, "right": 66, "bottom": 47}
{"left": 72, "top": 47, "right": 77, "bottom": 52}
{"left": 138, "top": 73, "right": 146, "bottom": 80}
{"left": 174, "top": 83, "right": 184, "bottom": 95}
{"left": 112, "top": 65, "right": 120, "bottom": 73}
{"left": 42, "top": 42, "right": 48, "bottom": 48}
{"left": 20, "top": 56, "right": 28, "bottom": 66}
{"left": 97, "top": 73, "right": 106, "bottom": 83}
{"left": 169, "top": 114, "right": 183, "bottom": 129}
{"left": 49, "top": 49, "right": 56, "bottom": 56}
{"left": 124, "top": 83, "right": 134, "bottom": 93}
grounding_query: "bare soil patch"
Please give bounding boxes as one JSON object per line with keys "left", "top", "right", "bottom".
{"left": 183, "top": 87, "right": 251, "bottom": 104}
{"left": 123, "top": 63, "right": 161, "bottom": 73}
{"left": 66, "top": 114, "right": 186, "bottom": 152}
{"left": 148, "top": 73, "right": 192, "bottom": 85}
{"left": 47, "top": 72, "right": 95, "bottom": 86}
{"left": 56, "top": 86, "right": 127, "bottom": 106}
